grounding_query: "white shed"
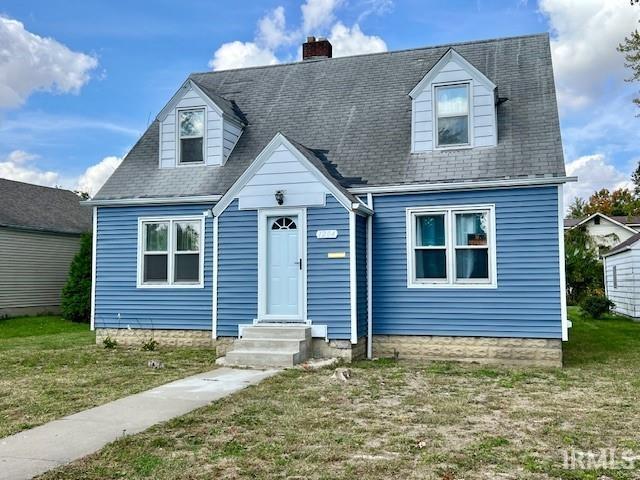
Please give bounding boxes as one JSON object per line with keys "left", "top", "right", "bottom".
{"left": 603, "top": 232, "right": 640, "bottom": 318}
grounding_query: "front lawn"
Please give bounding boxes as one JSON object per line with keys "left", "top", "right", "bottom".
{"left": 0, "top": 316, "right": 216, "bottom": 438}
{"left": 40, "top": 307, "right": 640, "bottom": 480}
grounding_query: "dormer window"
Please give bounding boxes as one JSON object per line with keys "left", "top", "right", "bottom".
{"left": 435, "top": 84, "right": 470, "bottom": 147}
{"left": 409, "top": 49, "right": 497, "bottom": 153}
{"left": 179, "top": 108, "right": 205, "bottom": 164}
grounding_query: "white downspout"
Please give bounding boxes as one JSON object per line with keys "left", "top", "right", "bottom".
{"left": 90, "top": 206, "right": 97, "bottom": 331}
{"left": 366, "top": 193, "right": 373, "bottom": 359}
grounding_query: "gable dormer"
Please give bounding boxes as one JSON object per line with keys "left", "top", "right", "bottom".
{"left": 156, "top": 79, "right": 244, "bottom": 168}
{"left": 409, "top": 49, "right": 497, "bottom": 153}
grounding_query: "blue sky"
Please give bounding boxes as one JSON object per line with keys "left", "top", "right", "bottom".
{"left": 0, "top": 0, "right": 638, "bottom": 205}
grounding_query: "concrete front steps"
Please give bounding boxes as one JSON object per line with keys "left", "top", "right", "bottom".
{"left": 224, "top": 324, "right": 312, "bottom": 368}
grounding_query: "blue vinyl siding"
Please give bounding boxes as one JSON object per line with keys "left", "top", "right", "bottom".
{"left": 307, "top": 195, "right": 351, "bottom": 339}
{"left": 372, "top": 186, "right": 562, "bottom": 339}
{"left": 94, "top": 204, "right": 213, "bottom": 330}
{"left": 216, "top": 199, "right": 257, "bottom": 337}
{"left": 356, "top": 214, "right": 368, "bottom": 338}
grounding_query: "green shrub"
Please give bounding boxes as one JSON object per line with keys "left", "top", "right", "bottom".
{"left": 142, "top": 338, "right": 159, "bottom": 351}
{"left": 564, "top": 226, "right": 604, "bottom": 304}
{"left": 580, "top": 295, "right": 615, "bottom": 319}
{"left": 103, "top": 336, "right": 118, "bottom": 349}
{"left": 61, "top": 233, "right": 92, "bottom": 323}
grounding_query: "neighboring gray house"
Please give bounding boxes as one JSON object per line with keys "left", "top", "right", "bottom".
{"left": 0, "top": 178, "right": 92, "bottom": 317}
{"left": 603, "top": 233, "right": 640, "bottom": 319}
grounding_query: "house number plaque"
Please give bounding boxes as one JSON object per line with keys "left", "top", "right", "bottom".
{"left": 316, "top": 229, "right": 338, "bottom": 239}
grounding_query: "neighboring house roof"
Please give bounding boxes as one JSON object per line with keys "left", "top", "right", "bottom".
{"left": 603, "top": 232, "right": 640, "bottom": 257}
{"left": 94, "top": 33, "right": 565, "bottom": 201}
{"left": 564, "top": 213, "right": 640, "bottom": 232}
{"left": 0, "top": 178, "right": 92, "bottom": 234}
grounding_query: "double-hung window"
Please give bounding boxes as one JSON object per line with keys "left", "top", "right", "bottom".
{"left": 178, "top": 108, "right": 205, "bottom": 164}
{"left": 139, "top": 217, "right": 203, "bottom": 287}
{"left": 435, "top": 84, "right": 470, "bottom": 147}
{"left": 407, "top": 205, "right": 496, "bottom": 287}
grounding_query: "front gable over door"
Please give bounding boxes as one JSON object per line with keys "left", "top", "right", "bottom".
{"left": 212, "top": 133, "right": 370, "bottom": 216}
{"left": 237, "top": 142, "right": 329, "bottom": 210}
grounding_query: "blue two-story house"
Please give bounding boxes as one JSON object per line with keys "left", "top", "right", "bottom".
{"left": 87, "top": 33, "right": 572, "bottom": 367}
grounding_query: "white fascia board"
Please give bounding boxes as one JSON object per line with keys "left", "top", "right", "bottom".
{"left": 157, "top": 79, "right": 222, "bottom": 122}
{"left": 348, "top": 176, "right": 577, "bottom": 195}
{"left": 83, "top": 195, "right": 222, "bottom": 207}
{"left": 603, "top": 245, "right": 637, "bottom": 258}
{"left": 211, "top": 132, "right": 357, "bottom": 217}
{"left": 409, "top": 48, "right": 496, "bottom": 99}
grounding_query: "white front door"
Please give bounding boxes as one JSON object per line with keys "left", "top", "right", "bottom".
{"left": 266, "top": 214, "right": 301, "bottom": 317}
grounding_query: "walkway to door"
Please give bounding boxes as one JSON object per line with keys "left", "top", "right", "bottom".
{"left": 0, "top": 367, "right": 279, "bottom": 480}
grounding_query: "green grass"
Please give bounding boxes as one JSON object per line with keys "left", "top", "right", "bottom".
{"left": 0, "top": 316, "right": 216, "bottom": 438}
{"left": 38, "top": 307, "right": 640, "bottom": 480}
{"left": 563, "top": 306, "right": 640, "bottom": 366}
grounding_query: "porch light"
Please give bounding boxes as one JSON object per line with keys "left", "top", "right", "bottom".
{"left": 275, "top": 190, "right": 285, "bottom": 205}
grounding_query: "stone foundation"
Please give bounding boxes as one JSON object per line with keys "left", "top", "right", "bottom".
{"left": 311, "top": 336, "right": 366, "bottom": 362}
{"left": 95, "top": 329, "right": 560, "bottom": 367}
{"left": 95, "top": 328, "right": 233, "bottom": 357}
{"left": 372, "top": 335, "right": 562, "bottom": 367}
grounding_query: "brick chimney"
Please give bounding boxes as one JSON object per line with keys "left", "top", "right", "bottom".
{"left": 302, "top": 36, "right": 332, "bottom": 60}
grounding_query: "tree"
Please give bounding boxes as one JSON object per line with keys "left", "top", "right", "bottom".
{"left": 61, "top": 233, "right": 92, "bottom": 323}
{"left": 74, "top": 190, "right": 90, "bottom": 200}
{"left": 581, "top": 188, "right": 640, "bottom": 217}
{"left": 568, "top": 197, "right": 586, "bottom": 219}
{"left": 564, "top": 226, "right": 604, "bottom": 305}
{"left": 618, "top": 2, "right": 640, "bottom": 110}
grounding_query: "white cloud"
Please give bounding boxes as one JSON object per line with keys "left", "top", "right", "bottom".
{"left": 301, "top": 0, "right": 343, "bottom": 34}
{"left": 564, "top": 153, "right": 634, "bottom": 207}
{"left": 539, "top": 0, "right": 640, "bottom": 110}
{"left": 328, "top": 22, "right": 387, "bottom": 57}
{"left": 0, "top": 150, "right": 121, "bottom": 196}
{"left": 76, "top": 155, "right": 122, "bottom": 196}
{"left": 208, "top": 40, "right": 279, "bottom": 71}
{"left": 209, "top": 1, "right": 388, "bottom": 71}
{"left": 0, "top": 150, "right": 60, "bottom": 186}
{"left": 0, "top": 16, "right": 98, "bottom": 109}
{"left": 257, "top": 6, "right": 290, "bottom": 49}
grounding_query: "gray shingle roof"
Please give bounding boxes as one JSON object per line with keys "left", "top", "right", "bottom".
{"left": 604, "top": 232, "right": 640, "bottom": 257}
{"left": 191, "top": 79, "right": 248, "bottom": 126}
{"left": 564, "top": 214, "right": 640, "bottom": 229}
{"left": 0, "top": 178, "right": 92, "bottom": 234}
{"left": 95, "top": 33, "right": 565, "bottom": 201}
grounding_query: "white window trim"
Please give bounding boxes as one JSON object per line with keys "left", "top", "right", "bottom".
{"left": 176, "top": 107, "right": 206, "bottom": 166}
{"left": 432, "top": 81, "right": 474, "bottom": 151}
{"left": 406, "top": 204, "right": 497, "bottom": 289}
{"left": 137, "top": 215, "right": 205, "bottom": 289}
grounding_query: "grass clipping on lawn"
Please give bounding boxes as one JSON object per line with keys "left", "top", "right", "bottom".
{"left": 40, "top": 308, "right": 640, "bottom": 480}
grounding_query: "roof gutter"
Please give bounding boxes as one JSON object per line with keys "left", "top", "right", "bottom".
{"left": 348, "top": 176, "right": 577, "bottom": 195}
{"left": 82, "top": 195, "right": 223, "bottom": 207}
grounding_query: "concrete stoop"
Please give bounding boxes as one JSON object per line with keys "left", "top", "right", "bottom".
{"left": 224, "top": 325, "right": 312, "bottom": 367}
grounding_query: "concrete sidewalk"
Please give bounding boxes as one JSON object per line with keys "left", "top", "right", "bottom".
{"left": 0, "top": 367, "right": 279, "bottom": 480}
